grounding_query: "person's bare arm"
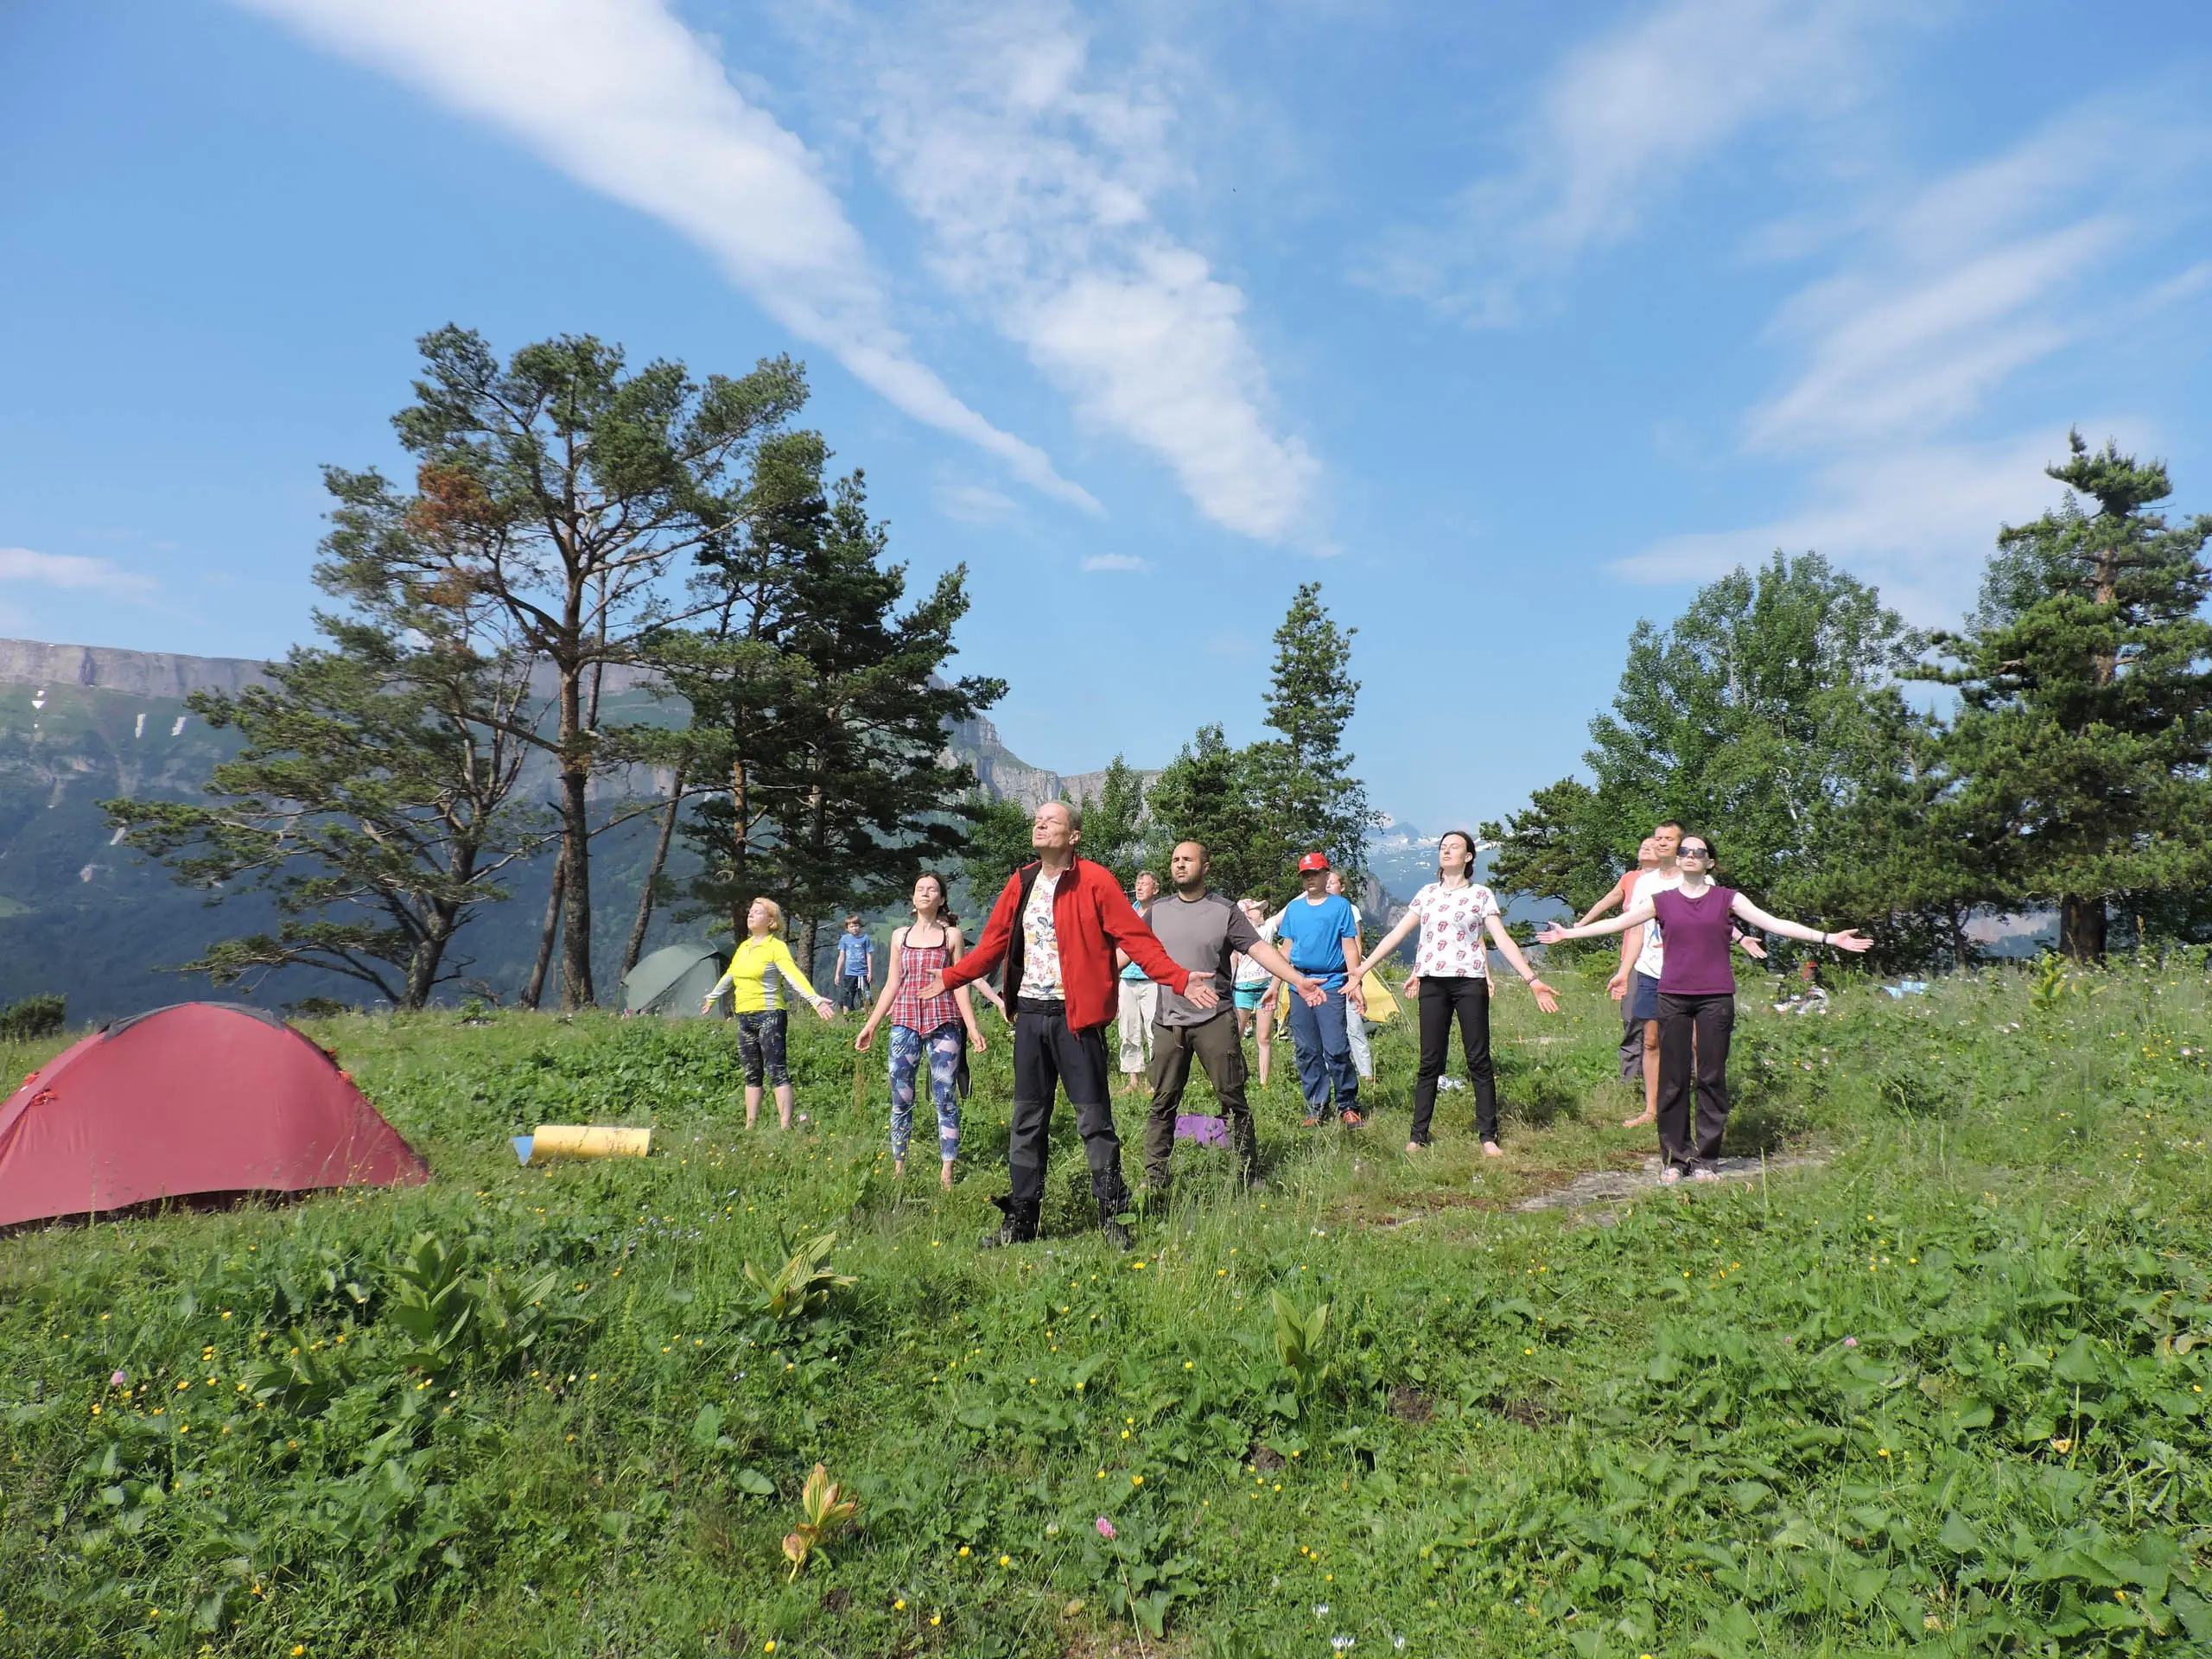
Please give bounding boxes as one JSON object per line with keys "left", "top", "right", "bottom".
{"left": 1729, "top": 894, "right": 1872, "bottom": 951}
{"left": 1340, "top": 934, "right": 1366, "bottom": 1014}
{"left": 1484, "top": 912, "right": 1560, "bottom": 1014}
{"left": 1579, "top": 869, "right": 1634, "bottom": 926}
{"left": 1365, "top": 906, "right": 1420, "bottom": 963}
{"left": 1244, "top": 937, "right": 1326, "bottom": 1007}
{"left": 1539, "top": 902, "right": 1656, "bottom": 944}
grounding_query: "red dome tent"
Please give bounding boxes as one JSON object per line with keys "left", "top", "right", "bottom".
{"left": 0, "top": 1003, "right": 429, "bottom": 1227}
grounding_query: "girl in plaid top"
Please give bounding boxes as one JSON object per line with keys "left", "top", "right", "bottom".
{"left": 855, "top": 873, "right": 989, "bottom": 1188}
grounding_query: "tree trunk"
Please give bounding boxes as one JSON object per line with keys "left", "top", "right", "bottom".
{"left": 558, "top": 766, "right": 595, "bottom": 1008}
{"left": 622, "top": 764, "right": 687, "bottom": 980}
{"left": 405, "top": 909, "right": 458, "bottom": 1011}
{"left": 2058, "top": 893, "right": 2107, "bottom": 961}
{"left": 804, "top": 914, "right": 821, "bottom": 989}
{"left": 524, "top": 853, "right": 565, "bottom": 1010}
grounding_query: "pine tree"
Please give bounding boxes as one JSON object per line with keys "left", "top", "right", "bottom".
{"left": 1146, "top": 725, "right": 1278, "bottom": 902}
{"left": 767, "top": 468, "right": 1003, "bottom": 969}
{"left": 1928, "top": 433, "right": 2212, "bottom": 958}
{"left": 1069, "top": 757, "right": 1149, "bottom": 886}
{"left": 1250, "top": 582, "right": 1376, "bottom": 874}
{"left": 104, "top": 554, "right": 542, "bottom": 1007}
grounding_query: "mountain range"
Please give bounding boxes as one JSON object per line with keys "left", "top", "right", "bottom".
{"left": 0, "top": 639, "right": 1342, "bottom": 1019}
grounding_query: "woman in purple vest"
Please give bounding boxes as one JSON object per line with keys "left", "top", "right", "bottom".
{"left": 1539, "top": 835, "right": 1871, "bottom": 1183}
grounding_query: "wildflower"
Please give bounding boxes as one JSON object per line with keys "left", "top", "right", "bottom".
{"left": 1333, "top": 1639, "right": 1355, "bottom": 1652}
{"left": 894, "top": 1599, "right": 906, "bottom": 1611}
{"left": 765, "top": 1643, "right": 775, "bottom": 1653}
{"left": 958, "top": 1546, "right": 969, "bottom": 1557}
{"left": 930, "top": 1614, "right": 941, "bottom": 1626}
{"left": 1132, "top": 1475, "right": 1143, "bottom": 1486}
{"left": 1844, "top": 1337, "right": 1858, "bottom": 1347}
{"left": 111, "top": 1370, "right": 128, "bottom": 1388}
{"left": 1096, "top": 1516, "right": 1116, "bottom": 1539}
{"left": 1314, "top": 1604, "right": 1330, "bottom": 1618}
{"left": 999, "top": 1554, "right": 1011, "bottom": 1567}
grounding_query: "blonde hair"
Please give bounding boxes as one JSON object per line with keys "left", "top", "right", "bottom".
{"left": 750, "top": 897, "right": 785, "bottom": 932}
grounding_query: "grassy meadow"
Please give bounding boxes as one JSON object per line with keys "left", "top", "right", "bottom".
{"left": 3, "top": 957, "right": 2211, "bottom": 1656}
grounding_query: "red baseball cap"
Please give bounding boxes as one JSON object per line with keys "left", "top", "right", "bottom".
{"left": 1297, "top": 851, "right": 1330, "bottom": 873}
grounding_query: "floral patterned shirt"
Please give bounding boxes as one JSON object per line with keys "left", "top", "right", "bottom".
{"left": 1017, "top": 869, "right": 1065, "bottom": 1001}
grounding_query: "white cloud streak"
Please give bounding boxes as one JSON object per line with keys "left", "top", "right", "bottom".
{"left": 231, "top": 0, "right": 1097, "bottom": 512}
{"left": 1376, "top": 0, "right": 1910, "bottom": 321}
{"left": 1613, "top": 434, "right": 2077, "bottom": 624}
{"left": 1078, "top": 552, "right": 1147, "bottom": 573}
{"left": 848, "top": 1, "right": 1321, "bottom": 543}
{"left": 0, "top": 548, "right": 156, "bottom": 595}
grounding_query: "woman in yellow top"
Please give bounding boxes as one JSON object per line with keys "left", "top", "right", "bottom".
{"left": 700, "top": 898, "right": 836, "bottom": 1129}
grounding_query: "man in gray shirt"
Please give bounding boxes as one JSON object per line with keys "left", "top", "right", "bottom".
{"left": 1143, "top": 840, "right": 1325, "bottom": 1192}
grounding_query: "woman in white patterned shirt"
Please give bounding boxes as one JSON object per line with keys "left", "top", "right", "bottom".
{"left": 1364, "top": 830, "right": 1560, "bottom": 1155}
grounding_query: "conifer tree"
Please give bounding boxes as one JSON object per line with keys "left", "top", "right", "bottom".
{"left": 1250, "top": 582, "right": 1376, "bottom": 874}
{"left": 1927, "top": 433, "right": 2212, "bottom": 957}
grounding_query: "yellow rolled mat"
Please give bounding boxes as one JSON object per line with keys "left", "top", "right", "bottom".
{"left": 531, "top": 1124, "right": 652, "bottom": 1160}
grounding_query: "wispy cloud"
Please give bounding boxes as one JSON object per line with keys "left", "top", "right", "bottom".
{"left": 1629, "top": 97, "right": 2210, "bottom": 618}
{"left": 1613, "top": 434, "right": 2077, "bottom": 624}
{"left": 231, "top": 0, "right": 1096, "bottom": 512}
{"left": 0, "top": 547, "right": 156, "bottom": 595}
{"left": 1079, "top": 552, "right": 1147, "bottom": 574}
{"left": 1748, "top": 103, "right": 2204, "bottom": 451}
{"left": 841, "top": 0, "right": 1321, "bottom": 543}
{"left": 1373, "top": 0, "right": 1911, "bottom": 321}
{"left": 932, "top": 480, "right": 1020, "bottom": 527}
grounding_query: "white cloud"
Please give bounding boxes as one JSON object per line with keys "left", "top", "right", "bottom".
{"left": 848, "top": 1, "right": 1322, "bottom": 543}
{"left": 231, "top": 0, "right": 1096, "bottom": 512}
{"left": 1374, "top": 0, "right": 1910, "bottom": 321}
{"left": 1614, "top": 432, "right": 2084, "bottom": 624}
{"left": 932, "top": 480, "right": 1019, "bottom": 526}
{"left": 1079, "top": 552, "right": 1148, "bottom": 573}
{"left": 0, "top": 547, "right": 156, "bottom": 595}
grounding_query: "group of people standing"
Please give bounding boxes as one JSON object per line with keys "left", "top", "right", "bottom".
{"left": 696, "top": 799, "right": 1873, "bottom": 1243}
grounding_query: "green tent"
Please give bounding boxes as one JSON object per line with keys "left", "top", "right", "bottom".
{"left": 621, "top": 943, "right": 730, "bottom": 1019}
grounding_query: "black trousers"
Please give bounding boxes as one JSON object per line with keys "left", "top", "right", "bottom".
{"left": 1009, "top": 998, "right": 1124, "bottom": 1209}
{"left": 1655, "top": 992, "right": 1733, "bottom": 1170}
{"left": 1143, "top": 1013, "right": 1255, "bottom": 1187}
{"left": 1410, "top": 976, "right": 1497, "bottom": 1145}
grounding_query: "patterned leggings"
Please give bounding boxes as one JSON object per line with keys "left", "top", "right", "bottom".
{"left": 889, "top": 1021, "right": 963, "bottom": 1162}
{"left": 735, "top": 1009, "right": 790, "bottom": 1087}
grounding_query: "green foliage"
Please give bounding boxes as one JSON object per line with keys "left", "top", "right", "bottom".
{"left": 358, "top": 325, "right": 811, "bottom": 1007}
{"left": 1067, "top": 755, "right": 1149, "bottom": 886}
{"left": 5, "top": 971, "right": 2212, "bottom": 1656}
{"left": 1924, "top": 431, "right": 2212, "bottom": 958}
{"left": 102, "top": 573, "right": 543, "bottom": 1007}
{"left": 957, "top": 793, "right": 1037, "bottom": 910}
{"left": 1145, "top": 726, "right": 1279, "bottom": 903}
{"left": 1486, "top": 554, "right": 1933, "bottom": 956}
{"left": 1268, "top": 1291, "right": 1331, "bottom": 1394}
{"left": 0, "top": 993, "right": 64, "bottom": 1041}
{"left": 781, "top": 1461, "right": 859, "bottom": 1580}
{"left": 1251, "top": 582, "right": 1377, "bottom": 875}
{"left": 742, "top": 1230, "right": 856, "bottom": 1325}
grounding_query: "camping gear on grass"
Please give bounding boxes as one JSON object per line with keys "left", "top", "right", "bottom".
{"left": 621, "top": 943, "right": 732, "bottom": 1017}
{"left": 515, "top": 1124, "right": 652, "bottom": 1164}
{"left": 0, "top": 1002, "right": 428, "bottom": 1227}
{"left": 1361, "top": 971, "right": 1402, "bottom": 1022}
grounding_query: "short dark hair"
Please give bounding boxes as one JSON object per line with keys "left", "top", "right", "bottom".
{"left": 1654, "top": 819, "right": 1684, "bottom": 835}
{"left": 843, "top": 914, "right": 862, "bottom": 927}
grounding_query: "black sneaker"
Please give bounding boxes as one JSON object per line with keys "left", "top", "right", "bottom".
{"left": 1099, "top": 1214, "right": 1135, "bottom": 1251}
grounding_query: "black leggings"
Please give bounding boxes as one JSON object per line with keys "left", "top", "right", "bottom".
{"left": 1410, "top": 976, "right": 1497, "bottom": 1145}
{"left": 1655, "top": 992, "right": 1733, "bottom": 1170}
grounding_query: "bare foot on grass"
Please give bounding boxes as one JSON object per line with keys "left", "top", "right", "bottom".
{"left": 1621, "top": 1109, "right": 1656, "bottom": 1129}
{"left": 1482, "top": 1141, "right": 1504, "bottom": 1158}
{"left": 940, "top": 1161, "right": 955, "bottom": 1191}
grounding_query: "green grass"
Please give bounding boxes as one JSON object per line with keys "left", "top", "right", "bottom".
{"left": 4, "top": 961, "right": 2211, "bottom": 1656}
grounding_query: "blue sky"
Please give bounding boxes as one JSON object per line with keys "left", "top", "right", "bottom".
{"left": 3, "top": 1, "right": 2209, "bottom": 831}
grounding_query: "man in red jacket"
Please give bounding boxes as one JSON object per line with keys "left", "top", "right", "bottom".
{"left": 924, "top": 799, "right": 1212, "bottom": 1250}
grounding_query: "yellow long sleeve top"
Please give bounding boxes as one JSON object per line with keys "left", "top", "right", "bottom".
{"left": 709, "top": 935, "right": 823, "bottom": 1014}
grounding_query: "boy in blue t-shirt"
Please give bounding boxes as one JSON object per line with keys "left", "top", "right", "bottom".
{"left": 1268, "top": 853, "right": 1366, "bottom": 1127}
{"left": 835, "top": 916, "right": 873, "bottom": 1012}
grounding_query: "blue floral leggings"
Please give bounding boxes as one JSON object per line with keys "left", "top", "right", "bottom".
{"left": 889, "top": 1021, "right": 963, "bottom": 1162}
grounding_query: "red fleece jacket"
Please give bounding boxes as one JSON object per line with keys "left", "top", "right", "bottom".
{"left": 940, "top": 857, "right": 1191, "bottom": 1032}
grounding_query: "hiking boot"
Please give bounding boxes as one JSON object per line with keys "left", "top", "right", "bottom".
{"left": 1340, "top": 1109, "right": 1364, "bottom": 1128}
{"left": 1093, "top": 1174, "right": 1135, "bottom": 1252}
{"left": 1302, "top": 1112, "right": 1325, "bottom": 1129}
{"left": 978, "top": 1192, "right": 1039, "bottom": 1250}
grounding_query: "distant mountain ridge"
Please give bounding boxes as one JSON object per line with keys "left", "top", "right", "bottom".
{"left": 0, "top": 638, "right": 1166, "bottom": 1017}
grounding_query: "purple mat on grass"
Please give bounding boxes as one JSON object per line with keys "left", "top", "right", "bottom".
{"left": 1174, "top": 1114, "right": 1229, "bottom": 1146}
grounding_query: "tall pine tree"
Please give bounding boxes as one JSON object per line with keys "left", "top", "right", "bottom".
{"left": 1927, "top": 433, "right": 2212, "bottom": 957}
{"left": 1250, "top": 582, "right": 1376, "bottom": 875}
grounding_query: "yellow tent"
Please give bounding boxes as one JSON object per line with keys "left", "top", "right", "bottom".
{"left": 1360, "top": 970, "right": 1402, "bottom": 1022}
